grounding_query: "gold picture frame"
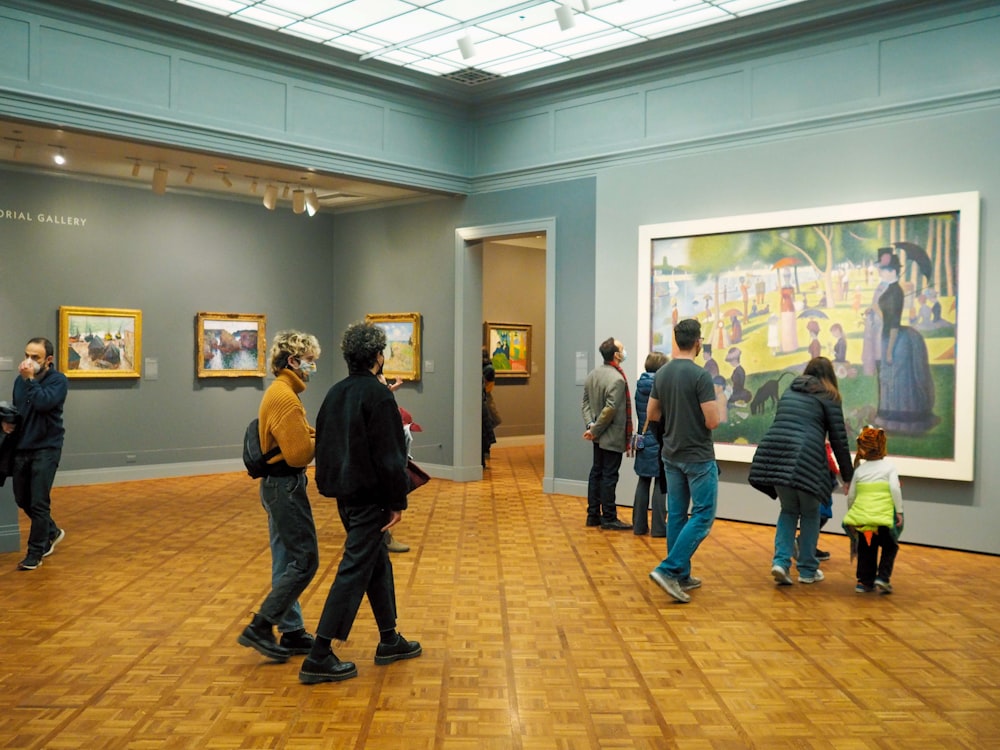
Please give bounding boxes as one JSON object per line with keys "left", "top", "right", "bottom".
{"left": 196, "top": 312, "right": 267, "bottom": 378}
{"left": 59, "top": 305, "right": 142, "bottom": 379}
{"left": 365, "top": 312, "right": 421, "bottom": 381}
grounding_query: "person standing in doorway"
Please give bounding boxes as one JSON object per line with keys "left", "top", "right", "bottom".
{"left": 3, "top": 338, "right": 68, "bottom": 571}
{"left": 645, "top": 320, "right": 720, "bottom": 603}
{"left": 301, "top": 321, "right": 421, "bottom": 684}
{"left": 238, "top": 331, "right": 322, "bottom": 662}
{"left": 632, "top": 351, "right": 668, "bottom": 536}
{"left": 581, "top": 337, "right": 632, "bottom": 531}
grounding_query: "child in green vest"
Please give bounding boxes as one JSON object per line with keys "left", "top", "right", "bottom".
{"left": 843, "top": 426, "right": 904, "bottom": 593}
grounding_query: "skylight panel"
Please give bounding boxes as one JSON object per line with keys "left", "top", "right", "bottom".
{"left": 314, "top": 0, "right": 414, "bottom": 30}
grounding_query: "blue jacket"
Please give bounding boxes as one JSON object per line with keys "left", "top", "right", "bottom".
{"left": 12, "top": 366, "right": 68, "bottom": 451}
{"left": 633, "top": 372, "right": 662, "bottom": 478}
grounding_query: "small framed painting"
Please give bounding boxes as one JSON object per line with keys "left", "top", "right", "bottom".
{"left": 485, "top": 321, "right": 531, "bottom": 378}
{"left": 365, "top": 312, "right": 421, "bottom": 381}
{"left": 59, "top": 305, "right": 142, "bottom": 379}
{"left": 197, "top": 312, "right": 266, "bottom": 377}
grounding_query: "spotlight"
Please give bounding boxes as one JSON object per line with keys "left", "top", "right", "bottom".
{"left": 250, "top": 177, "right": 258, "bottom": 194}
{"left": 292, "top": 189, "right": 305, "bottom": 214}
{"left": 262, "top": 184, "right": 278, "bottom": 210}
{"left": 221, "top": 172, "right": 233, "bottom": 188}
{"left": 53, "top": 147, "right": 66, "bottom": 166}
{"left": 305, "top": 190, "right": 319, "bottom": 217}
{"left": 282, "top": 185, "right": 290, "bottom": 200}
{"left": 556, "top": 3, "right": 575, "bottom": 30}
{"left": 184, "top": 167, "right": 195, "bottom": 185}
{"left": 12, "top": 142, "right": 22, "bottom": 161}
{"left": 458, "top": 33, "right": 476, "bottom": 60}
{"left": 152, "top": 167, "right": 168, "bottom": 195}
{"left": 131, "top": 160, "right": 141, "bottom": 177}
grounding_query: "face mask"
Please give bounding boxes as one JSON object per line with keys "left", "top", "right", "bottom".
{"left": 297, "top": 359, "right": 317, "bottom": 376}
{"left": 619, "top": 349, "right": 627, "bottom": 363}
{"left": 22, "top": 358, "right": 42, "bottom": 374}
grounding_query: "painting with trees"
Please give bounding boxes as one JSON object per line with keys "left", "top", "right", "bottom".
{"left": 637, "top": 193, "right": 979, "bottom": 481}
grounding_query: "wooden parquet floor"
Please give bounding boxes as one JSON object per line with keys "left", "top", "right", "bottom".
{"left": 1, "top": 445, "right": 999, "bottom": 749}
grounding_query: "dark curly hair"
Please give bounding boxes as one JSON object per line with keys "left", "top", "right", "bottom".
{"left": 341, "top": 321, "right": 386, "bottom": 373}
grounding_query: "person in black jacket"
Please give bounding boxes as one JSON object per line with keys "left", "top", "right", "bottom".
{"left": 3, "top": 337, "right": 69, "bottom": 571}
{"left": 748, "top": 357, "right": 854, "bottom": 585}
{"left": 300, "top": 321, "right": 422, "bottom": 685}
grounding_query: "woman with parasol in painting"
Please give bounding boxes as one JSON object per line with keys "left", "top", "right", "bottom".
{"left": 874, "top": 246, "right": 938, "bottom": 434}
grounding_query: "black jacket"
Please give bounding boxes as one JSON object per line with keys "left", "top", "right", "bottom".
{"left": 748, "top": 375, "right": 854, "bottom": 500}
{"left": 314, "top": 370, "right": 408, "bottom": 511}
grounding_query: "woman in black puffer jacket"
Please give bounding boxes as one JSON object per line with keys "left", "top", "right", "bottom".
{"left": 748, "top": 357, "right": 854, "bottom": 585}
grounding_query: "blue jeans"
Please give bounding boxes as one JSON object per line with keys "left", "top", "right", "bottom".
{"left": 12, "top": 447, "right": 61, "bottom": 558}
{"left": 258, "top": 472, "right": 319, "bottom": 630}
{"left": 655, "top": 459, "right": 718, "bottom": 580}
{"left": 587, "top": 444, "right": 623, "bottom": 522}
{"left": 773, "top": 485, "right": 820, "bottom": 576}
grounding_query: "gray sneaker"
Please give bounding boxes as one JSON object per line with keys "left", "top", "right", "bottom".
{"left": 874, "top": 578, "right": 893, "bottom": 594}
{"left": 649, "top": 569, "right": 690, "bottom": 603}
{"left": 798, "top": 569, "right": 825, "bottom": 584}
{"left": 679, "top": 576, "right": 702, "bottom": 591}
{"left": 771, "top": 565, "right": 793, "bottom": 585}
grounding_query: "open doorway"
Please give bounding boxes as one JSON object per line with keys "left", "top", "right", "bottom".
{"left": 454, "top": 218, "right": 556, "bottom": 490}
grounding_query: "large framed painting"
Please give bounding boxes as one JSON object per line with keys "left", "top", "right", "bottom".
{"left": 197, "top": 312, "right": 266, "bottom": 377}
{"left": 59, "top": 305, "right": 142, "bottom": 379}
{"left": 638, "top": 192, "right": 979, "bottom": 481}
{"left": 485, "top": 321, "right": 531, "bottom": 378}
{"left": 365, "top": 312, "right": 421, "bottom": 381}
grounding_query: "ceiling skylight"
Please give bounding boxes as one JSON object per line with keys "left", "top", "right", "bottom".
{"left": 169, "top": 0, "right": 811, "bottom": 81}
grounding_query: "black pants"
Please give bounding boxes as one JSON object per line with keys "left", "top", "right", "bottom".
{"left": 586, "top": 444, "right": 623, "bottom": 522}
{"left": 855, "top": 526, "right": 899, "bottom": 586}
{"left": 13, "top": 447, "right": 61, "bottom": 558}
{"left": 315, "top": 501, "right": 397, "bottom": 642}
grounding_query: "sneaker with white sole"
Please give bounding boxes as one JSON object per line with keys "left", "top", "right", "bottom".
{"left": 44, "top": 528, "right": 66, "bottom": 557}
{"left": 679, "top": 576, "right": 702, "bottom": 591}
{"left": 649, "top": 569, "right": 690, "bottom": 603}
{"left": 771, "top": 565, "right": 793, "bottom": 585}
{"left": 798, "top": 569, "right": 825, "bottom": 584}
{"left": 874, "top": 578, "right": 893, "bottom": 594}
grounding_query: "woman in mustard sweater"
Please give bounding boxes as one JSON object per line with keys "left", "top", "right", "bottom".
{"left": 843, "top": 426, "right": 904, "bottom": 594}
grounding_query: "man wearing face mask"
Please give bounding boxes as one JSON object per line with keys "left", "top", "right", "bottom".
{"left": 238, "top": 330, "right": 322, "bottom": 662}
{"left": 581, "top": 337, "right": 633, "bottom": 530}
{"left": 300, "top": 321, "right": 420, "bottom": 684}
{"left": 3, "top": 337, "right": 68, "bottom": 571}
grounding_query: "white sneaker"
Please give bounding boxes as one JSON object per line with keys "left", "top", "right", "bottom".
{"left": 771, "top": 565, "right": 793, "bottom": 585}
{"left": 799, "top": 569, "right": 825, "bottom": 584}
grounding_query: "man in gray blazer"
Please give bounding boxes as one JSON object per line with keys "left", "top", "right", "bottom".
{"left": 582, "top": 337, "right": 633, "bottom": 530}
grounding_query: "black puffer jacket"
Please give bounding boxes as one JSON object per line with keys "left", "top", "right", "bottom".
{"left": 748, "top": 375, "right": 854, "bottom": 500}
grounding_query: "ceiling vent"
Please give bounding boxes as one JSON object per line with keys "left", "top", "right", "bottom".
{"left": 442, "top": 67, "right": 500, "bottom": 86}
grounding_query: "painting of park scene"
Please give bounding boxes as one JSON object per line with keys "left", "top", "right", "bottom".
{"left": 59, "top": 306, "right": 141, "bottom": 379}
{"left": 639, "top": 193, "right": 979, "bottom": 480}
{"left": 366, "top": 312, "right": 421, "bottom": 381}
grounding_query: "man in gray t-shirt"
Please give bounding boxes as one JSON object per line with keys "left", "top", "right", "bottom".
{"left": 644, "top": 318, "right": 720, "bottom": 603}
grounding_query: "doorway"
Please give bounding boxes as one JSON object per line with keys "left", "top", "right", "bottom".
{"left": 454, "top": 218, "right": 556, "bottom": 490}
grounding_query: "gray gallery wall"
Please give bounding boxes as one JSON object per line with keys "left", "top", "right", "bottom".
{"left": 0, "top": 169, "right": 340, "bottom": 478}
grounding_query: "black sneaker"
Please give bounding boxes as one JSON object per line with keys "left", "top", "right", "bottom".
{"left": 279, "top": 629, "right": 315, "bottom": 655}
{"left": 299, "top": 653, "right": 358, "bottom": 684}
{"left": 44, "top": 528, "right": 66, "bottom": 557}
{"left": 815, "top": 548, "right": 831, "bottom": 562}
{"left": 237, "top": 617, "right": 291, "bottom": 662}
{"left": 600, "top": 519, "right": 632, "bottom": 531}
{"left": 374, "top": 633, "right": 422, "bottom": 665}
{"left": 17, "top": 555, "right": 43, "bottom": 571}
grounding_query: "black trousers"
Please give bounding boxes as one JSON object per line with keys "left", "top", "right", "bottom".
{"left": 315, "top": 501, "right": 397, "bottom": 642}
{"left": 586, "top": 444, "right": 623, "bottom": 522}
{"left": 855, "top": 526, "right": 899, "bottom": 586}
